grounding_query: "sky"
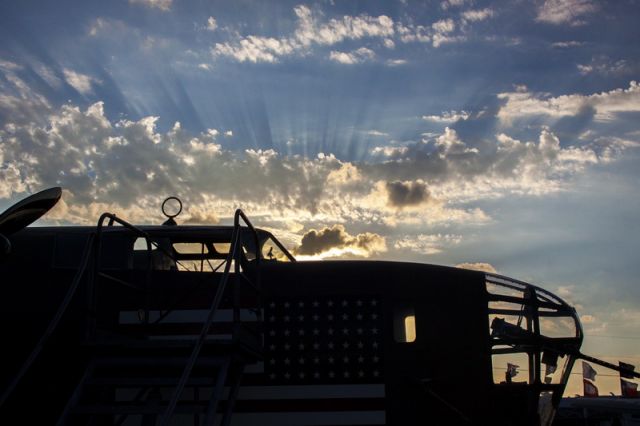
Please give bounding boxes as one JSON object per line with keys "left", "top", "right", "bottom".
{"left": 1, "top": 0, "right": 639, "bottom": 396}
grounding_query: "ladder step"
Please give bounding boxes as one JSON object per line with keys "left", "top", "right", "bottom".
{"left": 72, "top": 402, "right": 208, "bottom": 415}
{"left": 86, "top": 377, "right": 219, "bottom": 387}
{"left": 92, "top": 356, "right": 228, "bottom": 367}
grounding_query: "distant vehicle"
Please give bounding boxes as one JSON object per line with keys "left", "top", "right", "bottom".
{"left": 0, "top": 188, "right": 636, "bottom": 425}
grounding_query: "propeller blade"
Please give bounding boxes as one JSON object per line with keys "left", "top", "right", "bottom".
{"left": 0, "top": 187, "right": 62, "bottom": 236}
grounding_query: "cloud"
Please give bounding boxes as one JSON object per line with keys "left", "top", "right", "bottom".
{"left": 129, "top": 0, "right": 172, "bottom": 11}
{"left": 62, "top": 68, "right": 98, "bottom": 95}
{"left": 385, "top": 180, "right": 431, "bottom": 207}
{"left": 497, "top": 81, "right": 640, "bottom": 123}
{"left": 441, "top": 0, "right": 469, "bottom": 10}
{"left": 329, "top": 47, "right": 375, "bottom": 64}
{"left": 577, "top": 56, "right": 632, "bottom": 76}
{"left": 0, "top": 98, "right": 634, "bottom": 232}
{"left": 423, "top": 110, "right": 470, "bottom": 123}
{"left": 455, "top": 262, "right": 497, "bottom": 273}
{"left": 386, "top": 59, "right": 407, "bottom": 66}
{"left": 551, "top": 41, "right": 583, "bottom": 48}
{"left": 395, "top": 234, "right": 462, "bottom": 255}
{"left": 295, "top": 224, "right": 386, "bottom": 258}
{"left": 213, "top": 5, "right": 393, "bottom": 63}
{"left": 461, "top": 8, "right": 495, "bottom": 22}
{"left": 206, "top": 16, "right": 218, "bottom": 31}
{"left": 536, "top": 0, "right": 597, "bottom": 25}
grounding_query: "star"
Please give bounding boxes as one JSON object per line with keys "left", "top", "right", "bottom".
{"left": 328, "top": 328, "right": 334, "bottom": 335}
{"left": 329, "top": 371, "right": 335, "bottom": 378}
{"left": 284, "top": 329, "right": 290, "bottom": 336}
{"left": 269, "top": 344, "right": 276, "bottom": 350}
{"left": 312, "top": 300, "right": 319, "bottom": 307}
{"left": 343, "top": 356, "right": 349, "bottom": 364}
{"left": 269, "top": 315, "right": 276, "bottom": 322}
{"left": 344, "top": 371, "right": 350, "bottom": 378}
{"left": 371, "top": 328, "right": 378, "bottom": 335}
{"left": 284, "top": 302, "right": 290, "bottom": 308}
{"left": 299, "top": 372, "right": 305, "bottom": 379}
{"left": 356, "top": 328, "right": 363, "bottom": 335}
{"left": 373, "top": 356, "right": 379, "bottom": 363}
{"left": 284, "top": 372, "right": 291, "bottom": 379}
{"left": 371, "top": 300, "right": 377, "bottom": 307}
{"left": 298, "top": 329, "right": 305, "bottom": 336}
{"left": 269, "top": 373, "right": 276, "bottom": 380}
{"left": 269, "top": 302, "right": 276, "bottom": 308}
{"left": 298, "top": 357, "right": 305, "bottom": 365}
{"left": 342, "top": 328, "right": 349, "bottom": 335}
{"left": 284, "top": 315, "right": 290, "bottom": 322}
{"left": 298, "top": 301, "right": 304, "bottom": 308}
{"left": 298, "top": 343, "right": 305, "bottom": 350}
{"left": 356, "top": 300, "right": 363, "bottom": 307}
{"left": 328, "top": 342, "right": 334, "bottom": 349}
{"left": 327, "top": 314, "right": 334, "bottom": 321}
{"left": 284, "top": 343, "right": 291, "bottom": 350}
{"left": 313, "top": 314, "right": 319, "bottom": 321}
{"left": 342, "top": 313, "right": 349, "bottom": 320}
{"left": 371, "top": 314, "right": 378, "bottom": 320}
{"left": 343, "top": 342, "right": 349, "bottom": 349}
{"left": 313, "top": 343, "right": 320, "bottom": 350}
{"left": 327, "top": 300, "right": 334, "bottom": 307}
{"left": 314, "top": 372, "right": 320, "bottom": 379}
{"left": 313, "top": 357, "right": 320, "bottom": 364}
{"left": 269, "top": 330, "right": 276, "bottom": 336}
{"left": 356, "top": 314, "right": 363, "bottom": 320}
{"left": 342, "top": 300, "right": 348, "bottom": 307}
{"left": 373, "top": 370, "right": 379, "bottom": 377}
{"left": 313, "top": 328, "right": 320, "bottom": 335}
{"left": 372, "top": 342, "right": 379, "bottom": 349}
{"left": 357, "top": 341, "right": 364, "bottom": 349}
{"left": 298, "top": 315, "right": 304, "bottom": 321}
{"left": 269, "top": 359, "right": 276, "bottom": 365}
{"left": 284, "top": 358, "right": 291, "bottom": 365}
{"left": 358, "top": 356, "right": 364, "bottom": 363}
{"left": 358, "top": 370, "right": 364, "bottom": 378}
{"left": 328, "top": 356, "right": 335, "bottom": 364}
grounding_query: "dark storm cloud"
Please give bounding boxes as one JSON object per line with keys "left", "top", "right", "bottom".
{"left": 385, "top": 180, "right": 430, "bottom": 207}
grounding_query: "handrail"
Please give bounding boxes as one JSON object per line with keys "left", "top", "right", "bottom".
{"left": 0, "top": 234, "right": 95, "bottom": 410}
{"left": 160, "top": 209, "right": 262, "bottom": 425}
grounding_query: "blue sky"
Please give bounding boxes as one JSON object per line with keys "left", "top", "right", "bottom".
{"left": 1, "top": 0, "right": 639, "bottom": 395}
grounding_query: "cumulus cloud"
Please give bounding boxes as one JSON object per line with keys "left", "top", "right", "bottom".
{"left": 129, "top": 0, "right": 172, "bottom": 11}
{"left": 329, "top": 47, "right": 375, "bottom": 64}
{"left": 441, "top": 0, "right": 469, "bottom": 10}
{"left": 0, "top": 96, "right": 634, "bottom": 234}
{"left": 497, "top": 81, "right": 640, "bottom": 123}
{"left": 213, "top": 5, "right": 393, "bottom": 63}
{"left": 395, "top": 234, "right": 462, "bottom": 255}
{"left": 386, "top": 180, "right": 431, "bottom": 207}
{"left": 423, "top": 110, "right": 470, "bottom": 123}
{"left": 63, "top": 68, "right": 98, "bottom": 95}
{"left": 206, "top": 16, "right": 218, "bottom": 31}
{"left": 577, "top": 56, "right": 631, "bottom": 76}
{"left": 536, "top": 0, "right": 597, "bottom": 25}
{"left": 295, "top": 224, "right": 386, "bottom": 258}
{"left": 455, "top": 262, "right": 497, "bottom": 273}
{"left": 461, "top": 8, "right": 495, "bottom": 22}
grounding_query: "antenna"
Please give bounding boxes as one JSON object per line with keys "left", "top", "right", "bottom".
{"left": 161, "top": 196, "right": 182, "bottom": 226}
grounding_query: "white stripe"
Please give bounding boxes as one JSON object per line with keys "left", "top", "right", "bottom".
{"left": 226, "top": 411, "right": 386, "bottom": 426}
{"left": 236, "top": 384, "right": 385, "bottom": 400}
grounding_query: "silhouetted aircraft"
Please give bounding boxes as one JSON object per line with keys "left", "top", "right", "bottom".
{"left": 0, "top": 187, "right": 637, "bottom": 425}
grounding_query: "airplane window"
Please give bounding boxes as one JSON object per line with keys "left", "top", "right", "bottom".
{"left": 394, "top": 305, "right": 416, "bottom": 343}
{"left": 539, "top": 316, "right": 577, "bottom": 338}
{"left": 492, "top": 352, "right": 530, "bottom": 384}
{"left": 173, "top": 243, "right": 209, "bottom": 254}
{"left": 262, "top": 238, "right": 292, "bottom": 262}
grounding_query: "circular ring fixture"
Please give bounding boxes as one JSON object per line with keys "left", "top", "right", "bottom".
{"left": 161, "top": 196, "right": 183, "bottom": 219}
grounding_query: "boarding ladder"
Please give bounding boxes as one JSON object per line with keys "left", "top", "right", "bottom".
{"left": 55, "top": 209, "right": 263, "bottom": 426}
